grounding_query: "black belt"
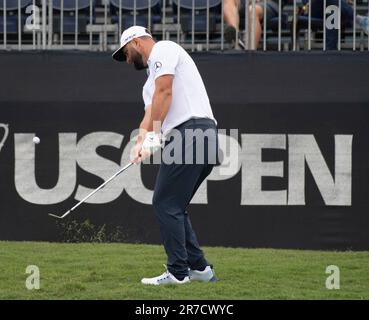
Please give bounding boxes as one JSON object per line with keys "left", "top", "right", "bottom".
{"left": 175, "top": 118, "right": 216, "bottom": 130}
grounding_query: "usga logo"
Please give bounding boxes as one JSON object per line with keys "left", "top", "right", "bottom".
{"left": 0, "top": 123, "right": 9, "bottom": 153}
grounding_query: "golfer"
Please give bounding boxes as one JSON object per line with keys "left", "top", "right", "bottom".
{"left": 113, "top": 26, "right": 218, "bottom": 285}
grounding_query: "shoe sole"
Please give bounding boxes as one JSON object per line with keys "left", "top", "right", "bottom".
{"left": 189, "top": 274, "right": 219, "bottom": 283}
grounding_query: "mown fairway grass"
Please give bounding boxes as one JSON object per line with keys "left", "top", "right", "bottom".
{"left": 0, "top": 241, "right": 368, "bottom": 299}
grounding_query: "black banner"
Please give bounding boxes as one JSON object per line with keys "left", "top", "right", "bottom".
{"left": 0, "top": 51, "right": 369, "bottom": 249}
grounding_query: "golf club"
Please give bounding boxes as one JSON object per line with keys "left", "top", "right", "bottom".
{"left": 48, "top": 162, "right": 134, "bottom": 219}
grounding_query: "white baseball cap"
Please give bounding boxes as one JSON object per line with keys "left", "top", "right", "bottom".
{"left": 112, "top": 26, "right": 153, "bottom": 62}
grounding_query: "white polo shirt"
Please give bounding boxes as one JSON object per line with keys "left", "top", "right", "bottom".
{"left": 142, "top": 40, "right": 217, "bottom": 136}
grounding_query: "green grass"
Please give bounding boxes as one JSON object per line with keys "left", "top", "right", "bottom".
{"left": 0, "top": 241, "right": 368, "bottom": 300}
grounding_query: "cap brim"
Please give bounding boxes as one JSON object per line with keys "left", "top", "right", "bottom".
{"left": 112, "top": 45, "right": 126, "bottom": 62}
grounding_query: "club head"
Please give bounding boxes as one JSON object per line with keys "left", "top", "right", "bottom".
{"left": 48, "top": 213, "right": 63, "bottom": 219}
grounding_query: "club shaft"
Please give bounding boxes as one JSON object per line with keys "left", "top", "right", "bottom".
{"left": 70, "top": 162, "right": 133, "bottom": 212}
{"left": 53, "top": 162, "right": 134, "bottom": 219}
{"left": 73, "top": 162, "right": 133, "bottom": 210}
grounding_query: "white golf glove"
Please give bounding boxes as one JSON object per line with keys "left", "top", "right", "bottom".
{"left": 142, "top": 131, "right": 163, "bottom": 154}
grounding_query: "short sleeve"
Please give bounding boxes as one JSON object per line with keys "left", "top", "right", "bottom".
{"left": 150, "top": 42, "right": 180, "bottom": 80}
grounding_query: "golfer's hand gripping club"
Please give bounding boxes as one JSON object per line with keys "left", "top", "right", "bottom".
{"left": 133, "top": 131, "right": 162, "bottom": 163}
{"left": 142, "top": 131, "right": 163, "bottom": 154}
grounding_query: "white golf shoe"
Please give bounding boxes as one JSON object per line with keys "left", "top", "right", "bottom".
{"left": 141, "top": 265, "right": 190, "bottom": 285}
{"left": 189, "top": 266, "right": 218, "bottom": 282}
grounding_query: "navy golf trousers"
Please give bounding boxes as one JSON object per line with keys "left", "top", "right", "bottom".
{"left": 152, "top": 118, "right": 219, "bottom": 280}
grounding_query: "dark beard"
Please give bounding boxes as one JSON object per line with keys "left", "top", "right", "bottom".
{"left": 131, "top": 50, "right": 147, "bottom": 70}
